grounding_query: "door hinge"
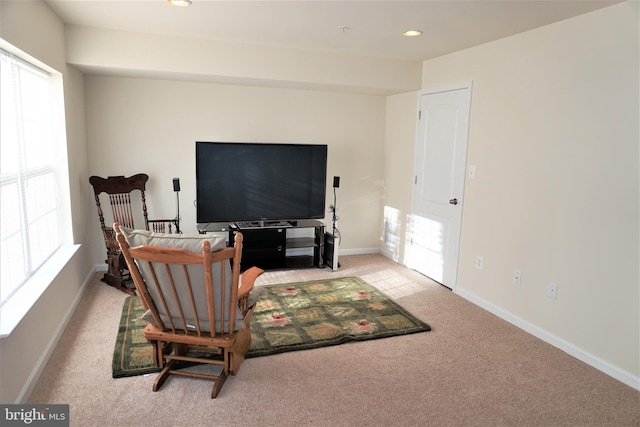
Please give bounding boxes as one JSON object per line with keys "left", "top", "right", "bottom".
{"left": 418, "top": 110, "right": 422, "bottom": 120}
{"left": 415, "top": 176, "right": 417, "bottom": 184}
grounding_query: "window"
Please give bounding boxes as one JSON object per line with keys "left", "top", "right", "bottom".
{"left": 0, "top": 48, "right": 60, "bottom": 307}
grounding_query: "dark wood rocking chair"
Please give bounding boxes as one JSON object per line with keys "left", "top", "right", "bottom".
{"left": 114, "top": 223, "right": 263, "bottom": 398}
{"left": 90, "top": 173, "right": 176, "bottom": 294}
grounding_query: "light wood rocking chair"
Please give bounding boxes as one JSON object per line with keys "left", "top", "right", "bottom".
{"left": 90, "top": 173, "right": 177, "bottom": 293}
{"left": 114, "top": 223, "right": 264, "bottom": 398}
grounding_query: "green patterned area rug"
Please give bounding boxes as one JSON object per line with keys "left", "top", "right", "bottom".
{"left": 112, "top": 276, "right": 431, "bottom": 378}
{"left": 112, "top": 295, "right": 161, "bottom": 378}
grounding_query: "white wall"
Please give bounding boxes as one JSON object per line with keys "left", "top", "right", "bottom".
{"left": 418, "top": 1, "right": 639, "bottom": 383}
{"left": 0, "top": 0, "right": 91, "bottom": 403}
{"left": 85, "top": 76, "right": 387, "bottom": 266}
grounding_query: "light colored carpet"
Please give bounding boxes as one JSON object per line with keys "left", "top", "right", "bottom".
{"left": 28, "top": 254, "right": 639, "bottom": 426}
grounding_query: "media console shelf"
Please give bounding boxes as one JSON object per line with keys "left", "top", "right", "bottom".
{"left": 228, "top": 219, "right": 325, "bottom": 271}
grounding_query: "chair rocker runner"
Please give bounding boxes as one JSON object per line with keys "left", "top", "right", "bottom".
{"left": 90, "top": 173, "right": 176, "bottom": 294}
{"left": 114, "top": 223, "right": 263, "bottom": 398}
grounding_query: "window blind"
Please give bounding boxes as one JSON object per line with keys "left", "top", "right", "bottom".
{"left": 0, "top": 48, "right": 60, "bottom": 306}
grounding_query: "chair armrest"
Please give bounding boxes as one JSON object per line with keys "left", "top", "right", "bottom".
{"left": 238, "top": 266, "right": 264, "bottom": 298}
{"left": 238, "top": 267, "right": 264, "bottom": 316}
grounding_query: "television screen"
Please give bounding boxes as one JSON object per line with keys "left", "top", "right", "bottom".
{"left": 196, "top": 142, "right": 328, "bottom": 224}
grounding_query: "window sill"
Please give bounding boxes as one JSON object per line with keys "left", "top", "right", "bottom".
{"left": 0, "top": 244, "right": 80, "bottom": 338}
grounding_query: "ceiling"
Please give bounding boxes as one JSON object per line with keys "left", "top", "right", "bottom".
{"left": 45, "top": 0, "right": 623, "bottom": 62}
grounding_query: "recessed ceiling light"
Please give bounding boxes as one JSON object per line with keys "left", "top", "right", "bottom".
{"left": 167, "top": 0, "right": 192, "bottom": 6}
{"left": 402, "top": 30, "right": 423, "bottom": 37}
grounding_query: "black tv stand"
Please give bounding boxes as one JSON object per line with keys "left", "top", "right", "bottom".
{"left": 229, "top": 219, "right": 325, "bottom": 271}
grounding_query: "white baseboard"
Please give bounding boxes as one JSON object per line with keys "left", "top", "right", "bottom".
{"left": 338, "top": 247, "right": 380, "bottom": 256}
{"left": 455, "top": 286, "right": 640, "bottom": 391}
{"left": 377, "top": 248, "right": 398, "bottom": 261}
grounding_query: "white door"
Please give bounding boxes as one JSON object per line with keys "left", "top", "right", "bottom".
{"left": 406, "top": 83, "right": 472, "bottom": 289}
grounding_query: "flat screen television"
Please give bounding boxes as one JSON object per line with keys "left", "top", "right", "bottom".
{"left": 196, "top": 142, "right": 328, "bottom": 225}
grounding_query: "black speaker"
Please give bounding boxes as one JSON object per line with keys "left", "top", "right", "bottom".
{"left": 173, "top": 178, "right": 180, "bottom": 192}
{"left": 333, "top": 176, "right": 340, "bottom": 188}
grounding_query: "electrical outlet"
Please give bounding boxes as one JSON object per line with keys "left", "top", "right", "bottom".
{"left": 475, "top": 256, "right": 484, "bottom": 270}
{"left": 513, "top": 270, "right": 522, "bottom": 286}
{"left": 547, "top": 282, "right": 558, "bottom": 300}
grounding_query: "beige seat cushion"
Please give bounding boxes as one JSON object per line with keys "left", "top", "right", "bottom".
{"left": 119, "top": 227, "right": 244, "bottom": 332}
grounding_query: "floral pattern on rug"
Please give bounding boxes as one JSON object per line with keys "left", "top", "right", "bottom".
{"left": 346, "top": 319, "right": 378, "bottom": 334}
{"left": 247, "top": 276, "right": 431, "bottom": 358}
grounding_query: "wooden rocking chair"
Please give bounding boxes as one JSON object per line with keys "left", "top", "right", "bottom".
{"left": 114, "top": 223, "right": 264, "bottom": 398}
{"left": 90, "top": 173, "right": 176, "bottom": 293}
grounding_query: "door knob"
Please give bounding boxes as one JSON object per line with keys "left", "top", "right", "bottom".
{"left": 449, "top": 198, "right": 458, "bottom": 205}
